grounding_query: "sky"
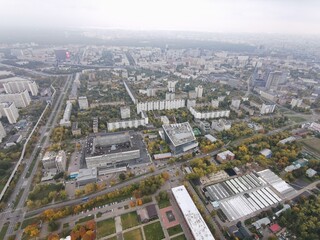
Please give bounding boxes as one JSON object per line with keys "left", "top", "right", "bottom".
{"left": 1, "top": 0, "right": 320, "bottom": 35}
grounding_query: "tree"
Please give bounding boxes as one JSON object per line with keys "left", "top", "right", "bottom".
{"left": 161, "top": 171, "right": 170, "bottom": 181}
{"left": 48, "top": 233, "right": 60, "bottom": 240}
{"left": 24, "top": 224, "right": 40, "bottom": 237}
{"left": 119, "top": 173, "right": 126, "bottom": 181}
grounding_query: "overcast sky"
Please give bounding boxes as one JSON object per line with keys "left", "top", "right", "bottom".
{"left": 1, "top": 0, "right": 319, "bottom": 35}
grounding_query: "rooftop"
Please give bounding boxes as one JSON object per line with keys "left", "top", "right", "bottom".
{"left": 172, "top": 185, "right": 215, "bottom": 240}
{"left": 163, "top": 122, "right": 196, "bottom": 147}
{"left": 86, "top": 131, "right": 139, "bottom": 157}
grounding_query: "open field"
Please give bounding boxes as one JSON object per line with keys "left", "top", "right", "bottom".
{"left": 97, "top": 218, "right": 116, "bottom": 238}
{"left": 123, "top": 228, "right": 143, "bottom": 240}
{"left": 143, "top": 221, "right": 165, "bottom": 240}
{"left": 299, "top": 138, "right": 320, "bottom": 158}
{"left": 121, "top": 211, "right": 140, "bottom": 230}
{"left": 288, "top": 115, "right": 306, "bottom": 123}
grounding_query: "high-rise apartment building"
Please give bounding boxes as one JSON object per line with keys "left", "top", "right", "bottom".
{"left": 0, "top": 102, "right": 19, "bottom": 124}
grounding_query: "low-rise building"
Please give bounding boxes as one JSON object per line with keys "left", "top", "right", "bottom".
{"left": 42, "top": 151, "right": 57, "bottom": 170}
{"left": 72, "top": 122, "right": 81, "bottom": 136}
{"left": 260, "top": 148, "right": 272, "bottom": 158}
{"left": 216, "top": 150, "right": 235, "bottom": 163}
{"left": 93, "top": 117, "right": 98, "bottom": 133}
{"left": 77, "top": 168, "right": 97, "bottom": 186}
{"left": 211, "top": 119, "right": 231, "bottom": 132}
{"left": 306, "top": 168, "right": 317, "bottom": 178}
{"left": 60, "top": 100, "right": 72, "bottom": 127}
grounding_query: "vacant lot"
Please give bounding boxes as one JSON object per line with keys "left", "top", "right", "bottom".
{"left": 123, "top": 228, "right": 143, "bottom": 240}
{"left": 121, "top": 211, "right": 139, "bottom": 230}
{"left": 143, "top": 221, "right": 165, "bottom": 240}
{"left": 97, "top": 218, "right": 116, "bottom": 239}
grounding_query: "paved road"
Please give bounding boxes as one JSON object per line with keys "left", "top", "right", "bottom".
{"left": 0, "top": 74, "right": 74, "bottom": 239}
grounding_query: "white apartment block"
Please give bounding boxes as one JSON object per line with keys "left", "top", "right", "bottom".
{"left": 55, "top": 150, "right": 67, "bottom": 172}
{"left": 60, "top": 100, "right": 72, "bottom": 127}
{"left": 195, "top": 85, "right": 203, "bottom": 98}
{"left": 2, "top": 77, "right": 39, "bottom": 96}
{"left": 78, "top": 96, "right": 89, "bottom": 110}
{"left": 0, "top": 121, "right": 6, "bottom": 142}
{"left": 189, "top": 107, "right": 230, "bottom": 120}
{"left": 0, "top": 102, "right": 19, "bottom": 124}
{"left": 107, "top": 118, "right": 148, "bottom": 131}
{"left": 291, "top": 98, "right": 303, "bottom": 108}
{"left": 165, "top": 92, "right": 175, "bottom": 100}
{"left": 260, "top": 103, "right": 276, "bottom": 115}
{"left": 136, "top": 99, "right": 185, "bottom": 114}
{"left": 168, "top": 81, "right": 177, "bottom": 92}
{"left": 120, "top": 106, "right": 131, "bottom": 119}
{"left": 0, "top": 90, "right": 31, "bottom": 108}
{"left": 231, "top": 99, "right": 241, "bottom": 109}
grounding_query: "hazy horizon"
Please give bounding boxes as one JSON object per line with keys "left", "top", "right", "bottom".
{"left": 1, "top": 0, "right": 320, "bottom": 36}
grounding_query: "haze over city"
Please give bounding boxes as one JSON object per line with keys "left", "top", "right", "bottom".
{"left": 1, "top": 0, "right": 320, "bottom": 35}
{"left": 0, "top": 1, "right": 320, "bottom": 240}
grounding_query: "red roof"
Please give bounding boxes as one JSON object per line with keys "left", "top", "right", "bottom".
{"left": 269, "top": 224, "right": 281, "bottom": 233}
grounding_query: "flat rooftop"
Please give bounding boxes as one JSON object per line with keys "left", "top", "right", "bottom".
{"left": 172, "top": 185, "right": 215, "bottom": 240}
{"left": 163, "top": 122, "right": 196, "bottom": 147}
{"left": 86, "top": 131, "right": 139, "bottom": 157}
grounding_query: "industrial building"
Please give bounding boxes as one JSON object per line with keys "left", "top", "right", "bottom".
{"left": 162, "top": 122, "right": 198, "bottom": 155}
{"left": 204, "top": 170, "right": 295, "bottom": 221}
{"left": 85, "top": 131, "right": 142, "bottom": 169}
{"left": 172, "top": 185, "right": 215, "bottom": 240}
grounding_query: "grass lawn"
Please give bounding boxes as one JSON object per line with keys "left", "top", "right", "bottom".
{"left": 0, "top": 223, "right": 9, "bottom": 239}
{"left": 157, "top": 198, "right": 171, "bottom": 209}
{"left": 121, "top": 211, "right": 139, "bottom": 230}
{"left": 167, "top": 224, "right": 183, "bottom": 236}
{"left": 123, "top": 228, "right": 143, "bottom": 240}
{"left": 75, "top": 215, "right": 94, "bottom": 225}
{"left": 288, "top": 116, "right": 306, "bottom": 123}
{"left": 143, "top": 221, "right": 165, "bottom": 240}
{"left": 21, "top": 216, "right": 40, "bottom": 229}
{"left": 171, "top": 234, "right": 187, "bottom": 240}
{"left": 97, "top": 218, "right": 116, "bottom": 238}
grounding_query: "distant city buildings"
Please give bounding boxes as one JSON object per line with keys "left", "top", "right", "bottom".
{"left": 195, "top": 85, "right": 203, "bottom": 98}
{"left": 93, "top": 117, "right": 99, "bottom": 133}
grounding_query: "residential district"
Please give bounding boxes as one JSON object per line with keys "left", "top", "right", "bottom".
{"left": 0, "top": 31, "right": 319, "bottom": 240}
